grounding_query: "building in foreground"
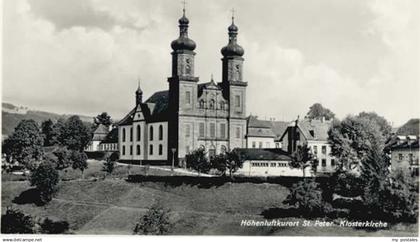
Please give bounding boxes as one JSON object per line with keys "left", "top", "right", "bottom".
{"left": 117, "top": 9, "right": 248, "bottom": 165}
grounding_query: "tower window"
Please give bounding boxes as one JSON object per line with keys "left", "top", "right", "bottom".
{"left": 199, "top": 123, "right": 205, "bottom": 137}
{"left": 159, "top": 125, "right": 163, "bottom": 140}
{"left": 159, "top": 144, "right": 163, "bottom": 155}
{"left": 235, "top": 95, "right": 240, "bottom": 107}
{"left": 210, "top": 123, "right": 216, "bottom": 138}
{"left": 220, "top": 123, "right": 226, "bottom": 138}
{"left": 149, "top": 126, "right": 154, "bottom": 141}
{"left": 186, "top": 91, "right": 191, "bottom": 104}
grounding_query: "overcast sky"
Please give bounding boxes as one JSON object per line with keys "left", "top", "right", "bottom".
{"left": 3, "top": 0, "right": 419, "bottom": 126}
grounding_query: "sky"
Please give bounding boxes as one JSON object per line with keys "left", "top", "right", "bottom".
{"left": 2, "top": 0, "right": 419, "bottom": 126}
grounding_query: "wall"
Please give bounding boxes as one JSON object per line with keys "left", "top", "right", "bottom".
{"left": 246, "top": 137, "right": 275, "bottom": 149}
{"left": 236, "top": 160, "right": 313, "bottom": 177}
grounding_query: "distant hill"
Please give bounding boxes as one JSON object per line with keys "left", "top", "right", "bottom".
{"left": 396, "top": 118, "right": 419, "bottom": 136}
{"left": 2, "top": 102, "right": 93, "bottom": 138}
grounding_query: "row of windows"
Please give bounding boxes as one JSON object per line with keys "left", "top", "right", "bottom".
{"left": 312, "top": 145, "right": 328, "bottom": 155}
{"left": 197, "top": 123, "right": 241, "bottom": 139}
{"left": 121, "top": 144, "right": 164, "bottom": 156}
{"left": 186, "top": 92, "right": 240, "bottom": 109}
{"left": 185, "top": 145, "right": 227, "bottom": 155}
{"left": 251, "top": 162, "right": 289, "bottom": 168}
{"left": 99, "top": 143, "right": 118, "bottom": 151}
{"left": 398, "top": 153, "right": 415, "bottom": 161}
{"left": 252, "top": 141, "right": 271, "bottom": 148}
{"left": 122, "top": 125, "right": 164, "bottom": 142}
{"left": 320, "top": 159, "right": 335, "bottom": 167}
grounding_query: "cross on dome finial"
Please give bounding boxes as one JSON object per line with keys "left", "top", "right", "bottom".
{"left": 182, "top": 0, "right": 187, "bottom": 15}
{"left": 231, "top": 8, "right": 235, "bottom": 24}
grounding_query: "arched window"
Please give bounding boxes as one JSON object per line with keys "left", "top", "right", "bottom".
{"left": 149, "top": 144, "right": 153, "bottom": 155}
{"left": 130, "top": 145, "right": 133, "bottom": 155}
{"left": 149, "top": 126, "right": 154, "bottom": 141}
{"left": 122, "top": 128, "right": 126, "bottom": 142}
{"left": 137, "top": 125, "right": 141, "bottom": 141}
{"left": 159, "top": 144, "right": 163, "bottom": 155}
{"left": 159, "top": 125, "right": 163, "bottom": 140}
{"left": 122, "top": 145, "right": 126, "bottom": 155}
{"left": 199, "top": 100, "right": 205, "bottom": 109}
{"left": 209, "top": 100, "right": 215, "bottom": 109}
{"left": 136, "top": 145, "right": 141, "bottom": 155}
{"left": 130, "top": 127, "right": 133, "bottom": 141}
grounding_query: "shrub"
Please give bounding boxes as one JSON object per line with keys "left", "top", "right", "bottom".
{"left": 185, "top": 148, "right": 210, "bottom": 174}
{"left": 30, "top": 161, "right": 59, "bottom": 204}
{"left": 133, "top": 202, "right": 172, "bottom": 235}
{"left": 1, "top": 208, "right": 35, "bottom": 234}
{"left": 40, "top": 218, "right": 69, "bottom": 234}
{"left": 283, "top": 179, "right": 331, "bottom": 217}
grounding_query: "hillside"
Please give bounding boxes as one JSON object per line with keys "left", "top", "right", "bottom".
{"left": 397, "top": 118, "right": 420, "bottom": 136}
{"left": 2, "top": 102, "right": 93, "bottom": 138}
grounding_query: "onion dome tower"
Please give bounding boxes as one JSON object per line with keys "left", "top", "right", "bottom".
{"left": 221, "top": 15, "right": 244, "bottom": 57}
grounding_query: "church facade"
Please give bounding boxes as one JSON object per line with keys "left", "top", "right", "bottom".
{"left": 117, "top": 9, "right": 247, "bottom": 165}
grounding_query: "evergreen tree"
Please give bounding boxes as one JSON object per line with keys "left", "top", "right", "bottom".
{"left": 30, "top": 161, "right": 59, "bottom": 204}
{"left": 41, "top": 119, "right": 54, "bottom": 146}
{"left": 61, "top": 116, "right": 91, "bottom": 151}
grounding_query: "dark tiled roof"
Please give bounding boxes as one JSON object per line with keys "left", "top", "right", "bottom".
{"left": 100, "top": 128, "right": 118, "bottom": 144}
{"left": 298, "top": 119, "right": 332, "bottom": 141}
{"left": 234, "top": 148, "right": 292, "bottom": 161}
{"left": 247, "top": 116, "right": 288, "bottom": 139}
{"left": 270, "top": 121, "right": 289, "bottom": 138}
{"left": 117, "top": 90, "right": 170, "bottom": 125}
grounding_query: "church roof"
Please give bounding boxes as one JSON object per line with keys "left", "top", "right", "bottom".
{"left": 117, "top": 90, "right": 170, "bottom": 126}
{"left": 234, "top": 148, "right": 292, "bottom": 161}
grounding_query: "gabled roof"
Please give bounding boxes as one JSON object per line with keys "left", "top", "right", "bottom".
{"left": 117, "top": 90, "right": 169, "bottom": 126}
{"left": 92, "top": 124, "right": 110, "bottom": 141}
{"left": 234, "top": 148, "right": 292, "bottom": 161}
{"left": 279, "top": 118, "right": 333, "bottom": 142}
{"left": 247, "top": 116, "right": 289, "bottom": 139}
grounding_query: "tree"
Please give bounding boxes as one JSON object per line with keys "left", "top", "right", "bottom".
{"left": 71, "top": 151, "right": 88, "bottom": 179}
{"left": 52, "top": 147, "right": 71, "bottom": 170}
{"left": 283, "top": 179, "right": 330, "bottom": 217}
{"left": 102, "top": 152, "right": 118, "bottom": 177}
{"left": 94, "top": 112, "right": 112, "bottom": 126}
{"left": 1, "top": 208, "right": 35, "bottom": 234}
{"left": 211, "top": 151, "right": 244, "bottom": 179}
{"left": 133, "top": 202, "right": 172, "bottom": 235}
{"left": 357, "top": 112, "right": 392, "bottom": 139}
{"left": 30, "top": 161, "right": 59, "bottom": 204}
{"left": 51, "top": 118, "right": 65, "bottom": 146}
{"left": 185, "top": 148, "right": 211, "bottom": 174}
{"left": 361, "top": 144, "right": 418, "bottom": 222}
{"left": 41, "top": 119, "right": 55, "bottom": 146}
{"left": 2, "top": 119, "right": 44, "bottom": 169}
{"left": 328, "top": 115, "right": 385, "bottom": 172}
{"left": 61, "top": 116, "right": 91, "bottom": 151}
{"left": 305, "top": 103, "right": 335, "bottom": 121}
{"left": 40, "top": 218, "right": 69, "bottom": 234}
{"left": 289, "top": 144, "right": 318, "bottom": 178}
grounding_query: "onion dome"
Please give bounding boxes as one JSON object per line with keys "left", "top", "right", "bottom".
{"left": 221, "top": 16, "right": 244, "bottom": 57}
{"left": 171, "top": 9, "right": 196, "bottom": 51}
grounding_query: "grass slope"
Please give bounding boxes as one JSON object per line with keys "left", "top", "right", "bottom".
{"left": 2, "top": 178, "right": 418, "bottom": 236}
